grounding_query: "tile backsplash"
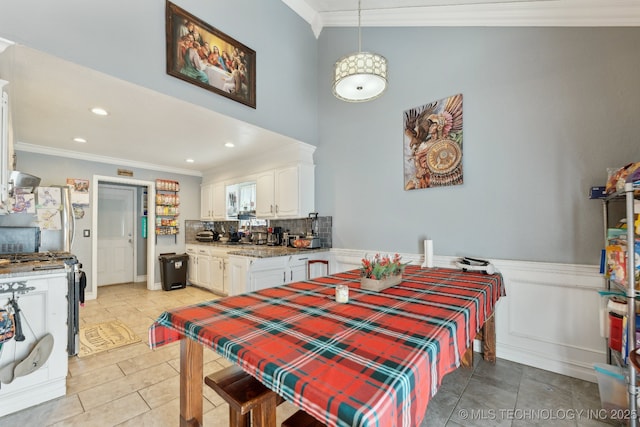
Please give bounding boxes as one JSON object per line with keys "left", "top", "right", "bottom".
{"left": 185, "top": 216, "right": 332, "bottom": 248}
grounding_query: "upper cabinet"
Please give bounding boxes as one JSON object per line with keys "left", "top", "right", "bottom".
{"left": 256, "top": 164, "right": 314, "bottom": 219}
{"left": 201, "top": 182, "right": 226, "bottom": 221}
{"left": 203, "top": 163, "right": 314, "bottom": 221}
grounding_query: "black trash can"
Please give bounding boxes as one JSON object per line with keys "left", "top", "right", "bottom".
{"left": 159, "top": 253, "right": 189, "bottom": 291}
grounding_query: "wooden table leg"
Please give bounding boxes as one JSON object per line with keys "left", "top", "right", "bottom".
{"left": 180, "top": 338, "right": 204, "bottom": 427}
{"left": 482, "top": 313, "right": 496, "bottom": 363}
{"left": 461, "top": 346, "right": 473, "bottom": 368}
{"left": 251, "top": 393, "right": 278, "bottom": 427}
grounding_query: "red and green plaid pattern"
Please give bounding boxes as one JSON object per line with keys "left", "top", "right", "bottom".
{"left": 149, "top": 266, "right": 505, "bottom": 427}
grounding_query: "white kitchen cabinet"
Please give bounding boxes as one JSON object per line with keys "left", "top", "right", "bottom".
{"left": 212, "top": 182, "right": 226, "bottom": 220}
{"left": 187, "top": 244, "right": 230, "bottom": 295}
{"left": 287, "top": 254, "right": 311, "bottom": 283}
{"left": 185, "top": 245, "right": 212, "bottom": 290}
{"left": 196, "top": 248, "right": 213, "bottom": 289}
{"left": 228, "top": 255, "right": 250, "bottom": 296}
{"left": 0, "top": 272, "right": 68, "bottom": 417}
{"left": 255, "top": 164, "right": 314, "bottom": 219}
{"left": 255, "top": 170, "right": 275, "bottom": 217}
{"left": 249, "top": 257, "right": 288, "bottom": 292}
{"left": 229, "top": 251, "right": 330, "bottom": 296}
{"left": 200, "top": 183, "right": 213, "bottom": 220}
{"left": 187, "top": 247, "right": 198, "bottom": 284}
{"left": 223, "top": 259, "right": 230, "bottom": 294}
{"left": 200, "top": 181, "right": 226, "bottom": 220}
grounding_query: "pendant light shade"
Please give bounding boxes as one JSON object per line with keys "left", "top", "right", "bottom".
{"left": 332, "top": 0, "right": 388, "bottom": 102}
{"left": 333, "top": 52, "right": 388, "bottom": 102}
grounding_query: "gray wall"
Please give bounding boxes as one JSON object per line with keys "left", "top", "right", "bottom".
{"left": 316, "top": 27, "right": 640, "bottom": 264}
{"left": 2, "top": 2, "right": 639, "bottom": 266}
{"left": 0, "top": 0, "right": 319, "bottom": 146}
{"left": 15, "top": 151, "right": 201, "bottom": 286}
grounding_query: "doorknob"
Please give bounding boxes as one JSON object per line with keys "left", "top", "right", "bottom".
{"left": 128, "top": 239, "right": 132, "bottom": 243}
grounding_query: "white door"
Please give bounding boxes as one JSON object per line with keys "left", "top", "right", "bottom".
{"left": 97, "top": 185, "right": 135, "bottom": 286}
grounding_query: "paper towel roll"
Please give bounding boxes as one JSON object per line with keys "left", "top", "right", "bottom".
{"left": 422, "top": 239, "right": 434, "bottom": 268}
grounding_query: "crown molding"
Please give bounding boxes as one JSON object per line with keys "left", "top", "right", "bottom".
{"left": 15, "top": 142, "right": 202, "bottom": 177}
{"left": 0, "top": 37, "right": 15, "bottom": 54}
{"left": 283, "top": 0, "right": 640, "bottom": 38}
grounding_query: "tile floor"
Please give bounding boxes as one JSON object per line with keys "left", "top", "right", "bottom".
{"left": 0, "top": 282, "right": 619, "bottom": 427}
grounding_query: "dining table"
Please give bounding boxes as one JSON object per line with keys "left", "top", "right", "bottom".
{"left": 149, "top": 265, "right": 505, "bottom": 427}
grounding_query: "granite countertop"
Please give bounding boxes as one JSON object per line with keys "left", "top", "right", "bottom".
{"left": 0, "top": 261, "right": 67, "bottom": 279}
{"left": 186, "top": 241, "right": 328, "bottom": 258}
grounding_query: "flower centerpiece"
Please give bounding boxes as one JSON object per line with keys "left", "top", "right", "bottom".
{"left": 360, "top": 253, "right": 408, "bottom": 291}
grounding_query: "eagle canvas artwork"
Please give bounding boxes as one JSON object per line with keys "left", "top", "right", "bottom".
{"left": 403, "top": 94, "right": 463, "bottom": 190}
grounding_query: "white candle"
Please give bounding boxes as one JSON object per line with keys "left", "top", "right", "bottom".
{"left": 336, "top": 285, "right": 349, "bottom": 303}
{"left": 422, "top": 239, "right": 434, "bottom": 268}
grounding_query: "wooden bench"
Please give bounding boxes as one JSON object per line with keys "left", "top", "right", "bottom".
{"left": 281, "top": 409, "right": 326, "bottom": 427}
{"left": 205, "top": 365, "right": 281, "bottom": 427}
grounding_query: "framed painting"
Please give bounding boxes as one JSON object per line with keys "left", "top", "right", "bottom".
{"left": 165, "top": 1, "right": 256, "bottom": 108}
{"left": 403, "top": 94, "right": 464, "bottom": 190}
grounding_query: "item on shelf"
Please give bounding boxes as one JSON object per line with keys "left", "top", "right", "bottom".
{"left": 605, "top": 239, "right": 640, "bottom": 288}
{"left": 606, "top": 163, "right": 640, "bottom": 194}
{"left": 155, "top": 179, "right": 180, "bottom": 237}
{"left": 593, "top": 363, "right": 628, "bottom": 416}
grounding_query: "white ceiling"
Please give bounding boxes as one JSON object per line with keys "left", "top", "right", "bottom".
{"left": 2, "top": 0, "right": 639, "bottom": 177}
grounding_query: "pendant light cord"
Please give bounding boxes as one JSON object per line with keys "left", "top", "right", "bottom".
{"left": 358, "top": 0, "right": 362, "bottom": 53}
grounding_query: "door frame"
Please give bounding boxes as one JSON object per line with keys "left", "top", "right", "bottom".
{"left": 89, "top": 175, "right": 156, "bottom": 300}
{"left": 97, "top": 183, "right": 137, "bottom": 287}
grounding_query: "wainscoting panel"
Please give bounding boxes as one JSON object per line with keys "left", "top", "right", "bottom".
{"left": 328, "top": 249, "right": 605, "bottom": 382}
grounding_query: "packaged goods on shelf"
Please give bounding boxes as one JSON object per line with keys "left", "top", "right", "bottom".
{"left": 605, "top": 239, "right": 640, "bottom": 288}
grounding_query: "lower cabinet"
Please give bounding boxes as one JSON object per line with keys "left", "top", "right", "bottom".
{"left": 0, "top": 272, "right": 68, "bottom": 417}
{"left": 186, "top": 244, "right": 229, "bottom": 295}
{"left": 228, "top": 251, "right": 330, "bottom": 296}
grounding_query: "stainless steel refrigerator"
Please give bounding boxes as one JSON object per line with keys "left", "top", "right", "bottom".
{"left": 0, "top": 185, "right": 75, "bottom": 252}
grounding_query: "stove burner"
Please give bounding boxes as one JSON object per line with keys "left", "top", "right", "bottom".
{"left": 0, "top": 251, "right": 78, "bottom": 264}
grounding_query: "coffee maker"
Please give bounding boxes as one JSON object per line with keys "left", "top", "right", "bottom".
{"left": 267, "top": 227, "right": 282, "bottom": 246}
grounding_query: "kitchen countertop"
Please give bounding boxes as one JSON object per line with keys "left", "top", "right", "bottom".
{"left": 186, "top": 241, "right": 329, "bottom": 258}
{"left": 0, "top": 261, "right": 67, "bottom": 279}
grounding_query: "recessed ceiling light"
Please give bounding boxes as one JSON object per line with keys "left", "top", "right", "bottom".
{"left": 186, "top": 158, "right": 195, "bottom": 163}
{"left": 225, "top": 142, "right": 235, "bottom": 148}
{"left": 73, "top": 137, "right": 87, "bottom": 143}
{"left": 91, "top": 107, "right": 109, "bottom": 116}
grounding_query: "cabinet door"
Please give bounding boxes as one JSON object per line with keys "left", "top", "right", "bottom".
{"left": 288, "top": 263, "right": 308, "bottom": 283}
{"left": 256, "top": 170, "right": 275, "bottom": 218}
{"left": 200, "top": 183, "right": 213, "bottom": 220}
{"left": 228, "top": 256, "right": 250, "bottom": 296}
{"left": 212, "top": 182, "right": 226, "bottom": 220}
{"left": 197, "top": 253, "right": 213, "bottom": 290}
{"left": 275, "top": 166, "right": 299, "bottom": 217}
{"left": 250, "top": 267, "right": 285, "bottom": 292}
{"left": 210, "top": 256, "right": 225, "bottom": 294}
{"left": 187, "top": 254, "right": 198, "bottom": 284}
{"left": 223, "top": 259, "right": 229, "bottom": 294}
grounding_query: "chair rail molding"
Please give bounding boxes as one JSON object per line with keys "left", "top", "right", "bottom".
{"left": 328, "top": 248, "right": 603, "bottom": 382}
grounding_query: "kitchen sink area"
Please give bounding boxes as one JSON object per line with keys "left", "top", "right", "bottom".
{"left": 184, "top": 216, "right": 332, "bottom": 297}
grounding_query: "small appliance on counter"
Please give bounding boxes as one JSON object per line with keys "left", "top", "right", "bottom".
{"left": 267, "top": 227, "right": 282, "bottom": 246}
{"left": 290, "top": 235, "right": 321, "bottom": 249}
{"left": 196, "top": 230, "right": 218, "bottom": 242}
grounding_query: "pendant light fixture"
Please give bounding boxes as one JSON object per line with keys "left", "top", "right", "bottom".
{"left": 332, "top": 0, "right": 388, "bottom": 102}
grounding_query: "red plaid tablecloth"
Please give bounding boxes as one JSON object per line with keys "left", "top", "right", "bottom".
{"left": 149, "top": 265, "right": 505, "bottom": 427}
